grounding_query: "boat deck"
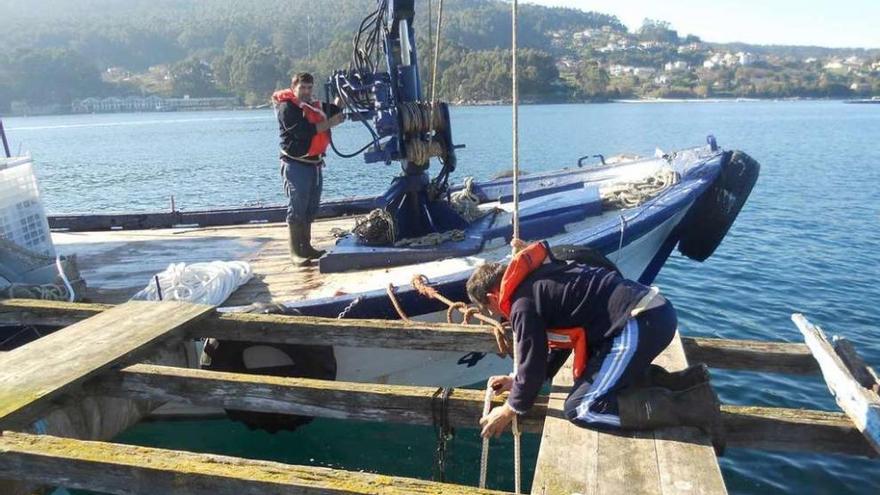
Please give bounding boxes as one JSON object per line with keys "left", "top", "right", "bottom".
{"left": 52, "top": 218, "right": 354, "bottom": 306}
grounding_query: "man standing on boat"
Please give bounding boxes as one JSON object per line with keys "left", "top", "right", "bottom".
{"left": 467, "top": 241, "right": 721, "bottom": 438}
{"left": 273, "top": 72, "right": 346, "bottom": 265}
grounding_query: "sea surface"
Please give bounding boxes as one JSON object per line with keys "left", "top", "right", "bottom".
{"left": 5, "top": 101, "right": 880, "bottom": 494}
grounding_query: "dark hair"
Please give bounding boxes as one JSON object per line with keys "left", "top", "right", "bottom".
{"left": 291, "top": 72, "right": 315, "bottom": 86}
{"left": 466, "top": 262, "right": 506, "bottom": 307}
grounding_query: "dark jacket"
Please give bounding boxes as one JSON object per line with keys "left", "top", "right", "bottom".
{"left": 277, "top": 100, "right": 341, "bottom": 160}
{"left": 506, "top": 264, "right": 651, "bottom": 413}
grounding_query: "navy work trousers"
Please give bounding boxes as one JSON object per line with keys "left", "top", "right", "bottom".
{"left": 281, "top": 157, "right": 323, "bottom": 224}
{"left": 563, "top": 301, "right": 678, "bottom": 428}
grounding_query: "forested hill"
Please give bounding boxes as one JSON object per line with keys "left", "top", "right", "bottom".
{"left": 1, "top": 0, "right": 878, "bottom": 112}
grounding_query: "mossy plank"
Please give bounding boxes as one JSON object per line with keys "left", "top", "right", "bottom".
{"left": 0, "top": 431, "right": 510, "bottom": 495}
{"left": 0, "top": 301, "right": 214, "bottom": 429}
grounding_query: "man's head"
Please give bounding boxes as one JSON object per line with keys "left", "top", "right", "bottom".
{"left": 291, "top": 72, "right": 315, "bottom": 102}
{"left": 466, "top": 262, "right": 506, "bottom": 315}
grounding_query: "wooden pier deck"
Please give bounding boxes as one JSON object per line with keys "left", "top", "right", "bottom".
{"left": 1, "top": 299, "right": 877, "bottom": 494}
{"left": 531, "top": 333, "right": 725, "bottom": 495}
{"left": 51, "top": 219, "right": 353, "bottom": 306}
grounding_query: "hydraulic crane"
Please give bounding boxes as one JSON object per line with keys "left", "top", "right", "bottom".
{"left": 326, "top": 0, "right": 467, "bottom": 242}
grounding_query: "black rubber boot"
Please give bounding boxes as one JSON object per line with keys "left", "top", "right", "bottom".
{"left": 618, "top": 382, "right": 726, "bottom": 454}
{"left": 637, "top": 363, "right": 710, "bottom": 391}
{"left": 287, "top": 223, "right": 311, "bottom": 266}
{"left": 300, "top": 222, "right": 326, "bottom": 260}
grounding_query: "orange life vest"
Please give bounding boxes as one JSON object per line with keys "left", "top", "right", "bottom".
{"left": 273, "top": 89, "right": 331, "bottom": 158}
{"left": 497, "top": 242, "right": 590, "bottom": 380}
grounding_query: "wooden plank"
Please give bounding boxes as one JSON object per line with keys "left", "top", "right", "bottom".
{"left": 532, "top": 332, "right": 726, "bottom": 495}
{"left": 0, "top": 431, "right": 509, "bottom": 495}
{"left": 792, "top": 314, "right": 880, "bottom": 455}
{"left": 0, "top": 301, "right": 214, "bottom": 429}
{"left": 681, "top": 336, "right": 818, "bottom": 374}
{"left": 596, "top": 430, "right": 659, "bottom": 494}
{"left": 652, "top": 332, "right": 727, "bottom": 495}
{"left": 530, "top": 358, "right": 598, "bottom": 495}
{"left": 0, "top": 299, "right": 505, "bottom": 353}
{"left": 94, "top": 364, "right": 546, "bottom": 433}
{"left": 722, "top": 405, "right": 877, "bottom": 457}
{"left": 196, "top": 312, "right": 503, "bottom": 353}
{"left": 0, "top": 299, "right": 109, "bottom": 327}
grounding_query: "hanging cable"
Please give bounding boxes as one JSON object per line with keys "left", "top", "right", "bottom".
{"left": 427, "top": 0, "right": 445, "bottom": 139}
{"left": 509, "top": 2, "right": 523, "bottom": 493}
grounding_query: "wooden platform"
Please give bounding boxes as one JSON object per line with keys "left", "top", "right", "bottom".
{"left": 52, "top": 219, "right": 353, "bottom": 306}
{"left": 531, "top": 333, "right": 727, "bottom": 495}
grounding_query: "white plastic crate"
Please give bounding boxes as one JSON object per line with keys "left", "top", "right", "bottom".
{"left": 0, "top": 156, "right": 56, "bottom": 257}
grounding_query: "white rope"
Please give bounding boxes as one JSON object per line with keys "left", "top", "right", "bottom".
{"left": 427, "top": 0, "right": 444, "bottom": 139}
{"left": 55, "top": 255, "right": 75, "bottom": 303}
{"left": 510, "top": 1, "right": 522, "bottom": 493}
{"left": 478, "top": 384, "right": 493, "bottom": 489}
{"left": 600, "top": 168, "right": 680, "bottom": 210}
{"left": 132, "top": 261, "right": 253, "bottom": 305}
{"left": 450, "top": 177, "right": 486, "bottom": 222}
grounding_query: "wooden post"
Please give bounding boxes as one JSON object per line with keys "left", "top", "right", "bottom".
{"left": 792, "top": 314, "right": 880, "bottom": 455}
{"left": 0, "top": 431, "right": 510, "bottom": 495}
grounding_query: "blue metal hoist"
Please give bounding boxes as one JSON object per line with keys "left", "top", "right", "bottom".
{"left": 325, "top": 0, "right": 467, "bottom": 242}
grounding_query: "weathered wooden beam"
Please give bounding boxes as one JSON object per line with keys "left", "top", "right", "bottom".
{"left": 0, "top": 299, "right": 109, "bottom": 327}
{"left": 0, "top": 431, "right": 509, "bottom": 495}
{"left": 0, "top": 301, "right": 214, "bottom": 430}
{"left": 792, "top": 314, "right": 880, "bottom": 455}
{"left": 682, "top": 336, "right": 819, "bottom": 374}
{"left": 0, "top": 299, "right": 504, "bottom": 353}
{"left": 196, "top": 312, "right": 503, "bottom": 353}
{"left": 722, "top": 405, "right": 877, "bottom": 458}
{"left": 94, "top": 364, "right": 546, "bottom": 433}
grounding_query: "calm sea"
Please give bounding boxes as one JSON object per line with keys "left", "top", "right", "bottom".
{"left": 5, "top": 101, "right": 880, "bottom": 494}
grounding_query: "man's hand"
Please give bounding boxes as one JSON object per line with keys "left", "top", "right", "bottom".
{"left": 316, "top": 113, "right": 345, "bottom": 133}
{"left": 329, "top": 112, "right": 345, "bottom": 126}
{"left": 510, "top": 238, "right": 527, "bottom": 254}
{"left": 332, "top": 96, "right": 344, "bottom": 107}
{"left": 480, "top": 403, "right": 518, "bottom": 439}
{"left": 488, "top": 374, "right": 513, "bottom": 395}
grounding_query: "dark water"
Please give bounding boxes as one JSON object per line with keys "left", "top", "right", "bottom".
{"left": 6, "top": 101, "right": 880, "bottom": 494}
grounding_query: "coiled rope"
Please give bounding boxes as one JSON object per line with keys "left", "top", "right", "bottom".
{"left": 450, "top": 177, "right": 490, "bottom": 222}
{"left": 600, "top": 168, "right": 680, "bottom": 210}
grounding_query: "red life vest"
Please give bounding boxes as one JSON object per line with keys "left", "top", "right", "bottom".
{"left": 497, "top": 242, "right": 590, "bottom": 380}
{"left": 273, "top": 89, "right": 331, "bottom": 158}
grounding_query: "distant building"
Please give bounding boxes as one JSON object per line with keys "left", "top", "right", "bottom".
{"left": 664, "top": 61, "right": 688, "bottom": 72}
{"left": 71, "top": 95, "right": 240, "bottom": 114}
{"left": 609, "top": 64, "right": 634, "bottom": 77}
{"left": 654, "top": 75, "right": 670, "bottom": 85}
{"left": 737, "top": 52, "right": 756, "bottom": 66}
{"left": 823, "top": 60, "right": 845, "bottom": 71}
{"left": 633, "top": 67, "right": 657, "bottom": 77}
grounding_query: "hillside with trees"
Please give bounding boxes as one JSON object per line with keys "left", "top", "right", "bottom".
{"left": 0, "top": 0, "right": 878, "bottom": 114}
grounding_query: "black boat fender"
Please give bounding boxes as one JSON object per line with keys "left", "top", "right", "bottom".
{"left": 678, "top": 150, "right": 760, "bottom": 262}
{"left": 202, "top": 302, "right": 337, "bottom": 433}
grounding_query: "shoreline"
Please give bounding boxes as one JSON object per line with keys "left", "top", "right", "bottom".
{"left": 3, "top": 97, "right": 866, "bottom": 119}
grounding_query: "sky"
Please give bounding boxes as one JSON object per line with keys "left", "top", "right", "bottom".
{"left": 524, "top": 0, "right": 880, "bottom": 49}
